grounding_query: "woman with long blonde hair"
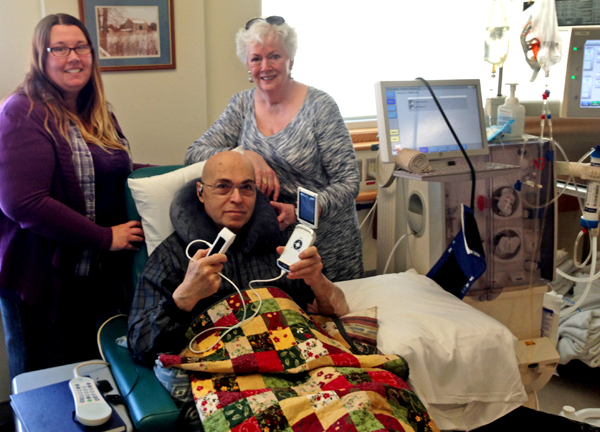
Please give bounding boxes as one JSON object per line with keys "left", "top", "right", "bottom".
{"left": 0, "top": 13, "right": 143, "bottom": 378}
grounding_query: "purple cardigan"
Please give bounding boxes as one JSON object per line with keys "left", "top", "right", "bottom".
{"left": 0, "top": 93, "right": 119, "bottom": 315}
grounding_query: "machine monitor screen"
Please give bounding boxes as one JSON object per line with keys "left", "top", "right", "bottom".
{"left": 374, "top": 79, "right": 489, "bottom": 164}
{"left": 561, "top": 27, "right": 600, "bottom": 118}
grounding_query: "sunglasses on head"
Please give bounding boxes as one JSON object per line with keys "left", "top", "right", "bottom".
{"left": 245, "top": 15, "right": 285, "bottom": 30}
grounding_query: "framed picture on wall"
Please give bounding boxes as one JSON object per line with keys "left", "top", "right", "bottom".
{"left": 78, "top": 0, "right": 175, "bottom": 71}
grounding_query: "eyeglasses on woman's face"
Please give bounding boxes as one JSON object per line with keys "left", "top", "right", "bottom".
{"left": 245, "top": 16, "right": 285, "bottom": 30}
{"left": 46, "top": 44, "right": 93, "bottom": 57}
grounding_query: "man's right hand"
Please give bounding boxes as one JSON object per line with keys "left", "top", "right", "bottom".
{"left": 172, "top": 249, "right": 227, "bottom": 312}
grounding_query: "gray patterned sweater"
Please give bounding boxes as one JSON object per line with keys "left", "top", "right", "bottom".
{"left": 185, "top": 87, "right": 363, "bottom": 282}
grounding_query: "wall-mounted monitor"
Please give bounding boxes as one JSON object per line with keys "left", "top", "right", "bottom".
{"left": 561, "top": 27, "right": 600, "bottom": 118}
{"left": 374, "top": 79, "right": 489, "bottom": 164}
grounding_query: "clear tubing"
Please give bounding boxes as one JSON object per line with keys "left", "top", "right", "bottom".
{"left": 560, "top": 236, "right": 598, "bottom": 317}
{"left": 573, "top": 230, "right": 592, "bottom": 269}
{"left": 519, "top": 142, "right": 593, "bottom": 211}
{"left": 556, "top": 261, "right": 600, "bottom": 282}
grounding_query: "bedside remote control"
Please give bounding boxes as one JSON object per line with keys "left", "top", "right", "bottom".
{"left": 69, "top": 377, "right": 112, "bottom": 426}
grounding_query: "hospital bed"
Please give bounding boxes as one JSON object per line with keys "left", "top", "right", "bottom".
{"left": 99, "top": 162, "right": 528, "bottom": 431}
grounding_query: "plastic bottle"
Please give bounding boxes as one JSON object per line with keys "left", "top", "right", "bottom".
{"left": 541, "top": 291, "right": 563, "bottom": 347}
{"left": 497, "top": 83, "right": 526, "bottom": 137}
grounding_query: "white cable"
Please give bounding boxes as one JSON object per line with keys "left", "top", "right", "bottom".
{"left": 361, "top": 199, "right": 378, "bottom": 245}
{"left": 561, "top": 237, "right": 598, "bottom": 318}
{"left": 359, "top": 198, "right": 377, "bottom": 230}
{"left": 96, "top": 313, "right": 127, "bottom": 363}
{"left": 73, "top": 360, "right": 109, "bottom": 379}
{"left": 383, "top": 234, "right": 409, "bottom": 274}
{"left": 184, "top": 238, "right": 284, "bottom": 354}
{"left": 249, "top": 271, "right": 286, "bottom": 290}
{"left": 72, "top": 314, "right": 130, "bottom": 377}
{"left": 185, "top": 239, "right": 212, "bottom": 260}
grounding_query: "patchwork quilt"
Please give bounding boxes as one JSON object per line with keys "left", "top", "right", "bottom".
{"left": 159, "top": 287, "right": 438, "bottom": 432}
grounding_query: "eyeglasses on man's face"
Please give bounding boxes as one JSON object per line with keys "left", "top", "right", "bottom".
{"left": 201, "top": 181, "right": 257, "bottom": 197}
{"left": 245, "top": 16, "right": 285, "bottom": 30}
{"left": 46, "top": 45, "right": 93, "bottom": 57}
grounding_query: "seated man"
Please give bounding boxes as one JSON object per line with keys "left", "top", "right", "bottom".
{"left": 128, "top": 151, "right": 350, "bottom": 365}
{"left": 127, "top": 151, "right": 437, "bottom": 432}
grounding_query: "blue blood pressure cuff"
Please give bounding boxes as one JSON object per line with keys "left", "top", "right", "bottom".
{"left": 427, "top": 205, "right": 486, "bottom": 299}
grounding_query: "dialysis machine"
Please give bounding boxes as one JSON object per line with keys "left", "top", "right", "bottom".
{"left": 376, "top": 139, "right": 556, "bottom": 300}
{"left": 374, "top": 79, "right": 557, "bottom": 341}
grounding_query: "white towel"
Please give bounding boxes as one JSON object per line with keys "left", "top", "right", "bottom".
{"left": 558, "top": 337, "right": 600, "bottom": 367}
{"left": 557, "top": 309, "right": 600, "bottom": 367}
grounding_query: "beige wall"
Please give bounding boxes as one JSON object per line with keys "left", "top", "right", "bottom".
{"left": 0, "top": 0, "right": 259, "bottom": 165}
{"left": 0, "top": 0, "right": 42, "bottom": 98}
{"left": 205, "top": 0, "right": 259, "bottom": 124}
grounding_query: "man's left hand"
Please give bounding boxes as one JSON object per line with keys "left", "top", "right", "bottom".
{"left": 276, "top": 245, "right": 324, "bottom": 286}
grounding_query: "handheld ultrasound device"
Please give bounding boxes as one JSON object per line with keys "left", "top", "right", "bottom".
{"left": 277, "top": 187, "right": 318, "bottom": 272}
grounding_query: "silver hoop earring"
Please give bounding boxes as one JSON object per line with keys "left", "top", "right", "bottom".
{"left": 248, "top": 71, "right": 253, "bottom": 83}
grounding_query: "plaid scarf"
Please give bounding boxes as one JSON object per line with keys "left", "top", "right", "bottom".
{"left": 69, "top": 123, "right": 95, "bottom": 276}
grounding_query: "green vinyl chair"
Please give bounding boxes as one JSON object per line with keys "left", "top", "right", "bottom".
{"left": 99, "top": 165, "right": 185, "bottom": 432}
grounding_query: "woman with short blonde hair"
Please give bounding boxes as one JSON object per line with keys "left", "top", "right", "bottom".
{"left": 186, "top": 16, "right": 363, "bottom": 283}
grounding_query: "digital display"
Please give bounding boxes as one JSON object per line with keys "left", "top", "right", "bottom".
{"left": 208, "top": 237, "right": 226, "bottom": 255}
{"left": 385, "top": 84, "right": 483, "bottom": 157}
{"left": 375, "top": 79, "right": 489, "bottom": 164}
{"left": 299, "top": 192, "right": 316, "bottom": 224}
{"left": 579, "top": 39, "right": 600, "bottom": 109}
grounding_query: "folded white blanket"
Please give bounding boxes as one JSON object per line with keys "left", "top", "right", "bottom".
{"left": 558, "top": 309, "right": 600, "bottom": 367}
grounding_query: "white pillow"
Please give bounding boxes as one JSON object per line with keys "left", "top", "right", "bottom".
{"left": 337, "top": 270, "right": 527, "bottom": 431}
{"left": 128, "top": 149, "right": 245, "bottom": 256}
{"left": 128, "top": 161, "right": 206, "bottom": 256}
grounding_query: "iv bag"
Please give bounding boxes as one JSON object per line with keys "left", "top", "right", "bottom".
{"left": 520, "top": 0, "right": 562, "bottom": 81}
{"left": 484, "top": 0, "right": 510, "bottom": 75}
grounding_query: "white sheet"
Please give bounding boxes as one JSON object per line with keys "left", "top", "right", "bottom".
{"left": 337, "top": 270, "right": 527, "bottom": 431}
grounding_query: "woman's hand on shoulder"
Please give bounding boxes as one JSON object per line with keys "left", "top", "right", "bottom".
{"left": 244, "top": 150, "right": 280, "bottom": 200}
{"left": 110, "top": 220, "right": 144, "bottom": 251}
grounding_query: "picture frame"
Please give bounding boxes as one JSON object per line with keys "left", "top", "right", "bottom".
{"left": 79, "top": 0, "right": 175, "bottom": 72}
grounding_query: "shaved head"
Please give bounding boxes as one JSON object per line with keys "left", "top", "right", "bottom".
{"left": 202, "top": 151, "right": 255, "bottom": 184}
